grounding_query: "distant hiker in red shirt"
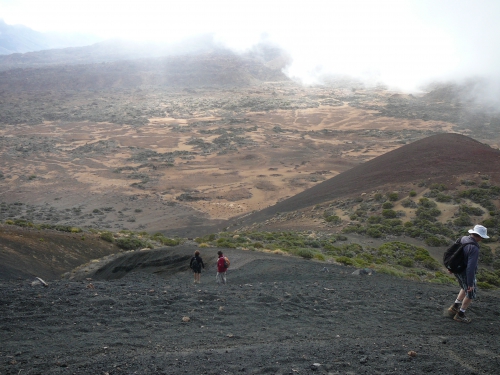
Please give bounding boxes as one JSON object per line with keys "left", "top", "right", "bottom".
{"left": 216, "top": 250, "right": 227, "bottom": 285}
{"left": 189, "top": 250, "right": 204, "bottom": 284}
{"left": 447, "top": 225, "right": 488, "bottom": 323}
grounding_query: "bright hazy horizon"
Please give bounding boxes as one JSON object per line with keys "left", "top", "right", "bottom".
{"left": 1, "top": 0, "right": 499, "bottom": 97}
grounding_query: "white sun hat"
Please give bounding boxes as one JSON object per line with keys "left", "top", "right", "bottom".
{"left": 468, "top": 225, "right": 489, "bottom": 239}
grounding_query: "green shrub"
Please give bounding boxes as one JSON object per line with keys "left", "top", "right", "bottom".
{"left": 458, "top": 188, "right": 497, "bottom": 212}
{"left": 343, "top": 243, "right": 363, "bottom": 253}
{"left": 479, "top": 245, "right": 493, "bottom": 265}
{"left": 477, "top": 281, "right": 494, "bottom": 289}
{"left": 368, "top": 215, "right": 382, "bottom": 224}
{"left": 325, "top": 215, "right": 341, "bottom": 224}
{"left": 115, "top": 237, "right": 146, "bottom": 250}
{"left": 382, "top": 209, "right": 397, "bottom": 218}
{"left": 416, "top": 207, "right": 441, "bottom": 221}
{"left": 387, "top": 192, "right": 399, "bottom": 201}
{"left": 382, "top": 219, "right": 403, "bottom": 227}
{"left": 195, "top": 233, "right": 217, "bottom": 243}
{"left": 422, "top": 258, "right": 440, "bottom": 270}
{"left": 418, "top": 198, "right": 437, "bottom": 208}
{"left": 482, "top": 218, "right": 497, "bottom": 228}
{"left": 429, "top": 183, "right": 447, "bottom": 191}
{"left": 459, "top": 205, "right": 485, "bottom": 216}
{"left": 477, "top": 269, "right": 500, "bottom": 286}
{"left": 366, "top": 227, "right": 383, "bottom": 238}
{"left": 307, "top": 240, "right": 321, "bottom": 248}
{"left": 359, "top": 253, "right": 374, "bottom": 262}
{"left": 377, "top": 266, "right": 405, "bottom": 278}
{"left": 314, "top": 253, "right": 326, "bottom": 261}
{"left": 160, "top": 237, "right": 180, "bottom": 246}
{"left": 436, "top": 193, "right": 452, "bottom": 202}
{"left": 324, "top": 244, "right": 341, "bottom": 255}
{"left": 414, "top": 248, "right": 431, "bottom": 261}
{"left": 453, "top": 214, "right": 472, "bottom": 227}
{"left": 352, "top": 257, "right": 370, "bottom": 267}
{"left": 461, "top": 180, "right": 476, "bottom": 186}
{"left": 409, "top": 191, "right": 417, "bottom": 197}
{"left": 425, "top": 236, "right": 444, "bottom": 247}
{"left": 342, "top": 224, "right": 365, "bottom": 234}
{"left": 492, "top": 259, "right": 500, "bottom": 270}
{"left": 401, "top": 199, "right": 417, "bottom": 208}
{"left": 216, "top": 240, "right": 236, "bottom": 248}
{"left": 429, "top": 272, "right": 455, "bottom": 284}
{"left": 100, "top": 231, "right": 114, "bottom": 243}
{"left": 398, "top": 257, "right": 414, "bottom": 267}
{"left": 293, "top": 248, "right": 315, "bottom": 259}
{"left": 12, "top": 219, "right": 32, "bottom": 227}
{"left": 387, "top": 225, "right": 405, "bottom": 235}
{"left": 336, "top": 256, "right": 355, "bottom": 266}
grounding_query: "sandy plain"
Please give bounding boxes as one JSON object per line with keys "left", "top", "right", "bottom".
{"left": 0, "top": 85, "right": 462, "bottom": 236}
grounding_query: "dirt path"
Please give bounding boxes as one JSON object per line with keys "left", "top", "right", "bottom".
{"left": 1, "top": 247, "right": 499, "bottom": 374}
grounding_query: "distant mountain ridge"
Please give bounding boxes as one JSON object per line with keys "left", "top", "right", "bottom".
{"left": 0, "top": 27, "right": 290, "bottom": 74}
{"left": 0, "top": 19, "right": 50, "bottom": 54}
{"left": 0, "top": 19, "right": 100, "bottom": 55}
{"left": 0, "top": 49, "right": 290, "bottom": 91}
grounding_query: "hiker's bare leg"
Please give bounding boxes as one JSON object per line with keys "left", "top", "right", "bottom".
{"left": 456, "top": 288, "right": 472, "bottom": 309}
{"left": 461, "top": 296, "right": 472, "bottom": 310}
{"left": 456, "top": 289, "right": 466, "bottom": 302}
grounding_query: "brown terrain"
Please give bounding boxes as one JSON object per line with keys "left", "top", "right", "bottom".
{"left": 228, "top": 133, "right": 500, "bottom": 232}
{"left": 1, "top": 44, "right": 500, "bottom": 374}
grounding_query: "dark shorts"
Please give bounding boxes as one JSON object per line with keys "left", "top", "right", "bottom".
{"left": 455, "top": 271, "right": 477, "bottom": 299}
{"left": 192, "top": 267, "right": 202, "bottom": 274}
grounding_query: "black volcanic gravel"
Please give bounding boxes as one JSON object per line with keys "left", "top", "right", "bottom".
{"left": 1, "top": 248, "right": 499, "bottom": 374}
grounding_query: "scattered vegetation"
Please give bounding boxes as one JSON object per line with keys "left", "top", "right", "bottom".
{"left": 191, "top": 229, "right": 483, "bottom": 284}
{"left": 4, "top": 219, "right": 82, "bottom": 233}
{"left": 3, "top": 177, "right": 500, "bottom": 288}
{"left": 328, "top": 181, "right": 500, "bottom": 251}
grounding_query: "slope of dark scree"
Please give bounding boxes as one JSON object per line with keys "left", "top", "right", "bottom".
{"left": 0, "top": 224, "right": 120, "bottom": 281}
{"left": 1, "top": 247, "right": 499, "bottom": 374}
{"left": 229, "top": 133, "right": 500, "bottom": 229}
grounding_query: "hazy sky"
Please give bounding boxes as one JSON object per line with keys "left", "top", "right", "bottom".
{"left": 1, "top": 0, "right": 500, "bottom": 93}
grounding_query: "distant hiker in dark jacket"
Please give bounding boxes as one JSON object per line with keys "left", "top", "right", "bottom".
{"left": 448, "top": 225, "right": 488, "bottom": 323}
{"left": 190, "top": 250, "right": 204, "bottom": 284}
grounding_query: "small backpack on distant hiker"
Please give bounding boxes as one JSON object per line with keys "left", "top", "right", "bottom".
{"left": 191, "top": 256, "right": 199, "bottom": 270}
{"left": 443, "top": 239, "right": 466, "bottom": 274}
{"left": 224, "top": 256, "right": 230, "bottom": 269}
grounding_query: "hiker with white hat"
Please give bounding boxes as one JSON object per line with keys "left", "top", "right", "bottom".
{"left": 448, "top": 225, "right": 489, "bottom": 323}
